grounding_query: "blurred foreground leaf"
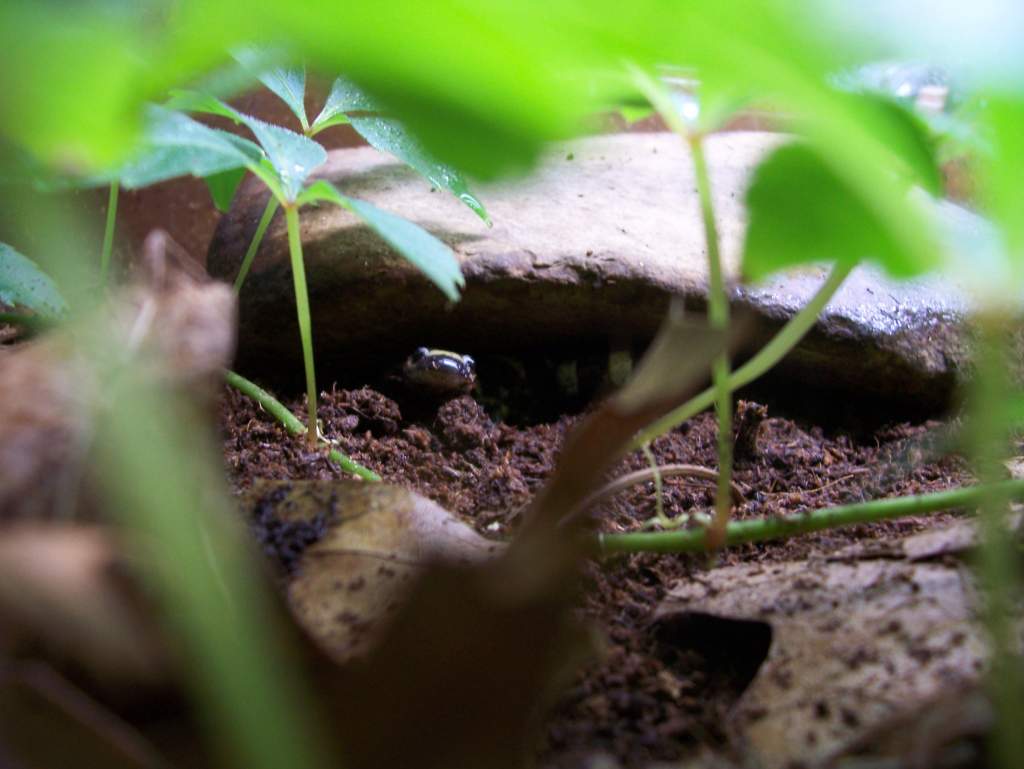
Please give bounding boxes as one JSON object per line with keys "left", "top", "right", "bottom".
{"left": 744, "top": 141, "right": 932, "bottom": 281}
{"left": 111, "top": 107, "right": 260, "bottom": 190}
{"left": 0, "top": 241, "right": 67, "bottom": 319}
{"left": 235, "top": 46, "right": 309, "bottom": 131}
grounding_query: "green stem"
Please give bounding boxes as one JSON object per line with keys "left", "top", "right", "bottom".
{"left": 100, "top": 181, "right": 119, "bottom": 285}
{"left": 598, "top": 479, "right": 1024, "bottom": 555}
{"left": 630, "top": 261, "right": 853, "bottom": 449}
{"left": 284, "top": 206, "right": 319, "bottom": 447}
{"left": 224, "top": 370, "right": 381, "bottom": 482}
{"left": 689, "top": 135, "right": 733, "bottom": 546}
{"left": 968, "top": 316, "right": 1024, "bottom": 769}
{"left": 234, "top": 197, "right": 280, "bottom": 293}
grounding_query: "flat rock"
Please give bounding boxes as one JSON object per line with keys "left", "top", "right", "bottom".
{"left": 209, "top": 132, "right": 971, "bottom": 409}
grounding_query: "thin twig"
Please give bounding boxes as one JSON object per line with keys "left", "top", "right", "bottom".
{"left": 562, "top": 464, "right": 745, "bottom": 526}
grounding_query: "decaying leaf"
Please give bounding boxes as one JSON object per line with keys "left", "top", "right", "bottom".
{"left": 0, "top": 525, "right": 171, "bottom": 692}
{"left": 656, "top": 556, "right": 989, "bottom": 769}
{"left": 0, "top": 230, "right": 235, "bottom": 521}
{"left": 241, "top": 479, "right": 502, "bottom": 661}
{"left": 822, "top": 680, "right": 994, "bottom": 769}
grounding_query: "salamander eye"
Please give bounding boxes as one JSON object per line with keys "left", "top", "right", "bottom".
{"left": 412, "top": 347, "right": 429, "bottom": 362}
{"left": 462, "top": 356, "right": 475, "bottom": 374}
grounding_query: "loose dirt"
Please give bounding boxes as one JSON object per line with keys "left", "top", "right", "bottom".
{"left": 220, "top": 385, "right": 971, "bottom": 768}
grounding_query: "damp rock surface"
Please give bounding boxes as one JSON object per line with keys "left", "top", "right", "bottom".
{"left": 210, "top": 131, "right": 974, "bottom": 409}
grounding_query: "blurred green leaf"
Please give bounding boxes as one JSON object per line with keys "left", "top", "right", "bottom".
{"left": 854, "top": 93, "right": 942, "bottom": 195}
{"left": 297, "top": 180, "right": 464, "bottom": 301}
{"left": 93, "top": 362, "right": 331, "bottom": 769}
{"left": 743, "top": 142, "right": 927, "bottom": 281}
{"left": 617, "top": 104, "right": 655, "bottom": 124}
{"left": 163, "top": 92, "right": 322, "bottom": 203}
{"left": 0, "top": 241, "right": 67, "bottom": 319}
{"left": 985, "top": 97, "right": 1024, "bottom": 261}
{"left": 111, "top": 107, "right": 260, "bottom": 189}
{"left": 204, "top": 167, "right": 247, "bottom": 212}
{"left": 166, "top": 89, "right": 246, "bottom": 123}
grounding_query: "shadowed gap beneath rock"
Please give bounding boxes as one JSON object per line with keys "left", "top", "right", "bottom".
{"left": 651, "top": 611, "right": 773, "bottom": 702}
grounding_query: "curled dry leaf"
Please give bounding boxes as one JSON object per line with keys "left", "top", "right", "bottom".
{"left": 0, "top": 231, "right": 235, "bottom": 521}
{"left": 656, "top": 555, "right": 990, "bottom": 769}
{"left": 0, "top": 525, "right": 171, "bottom": 692}
{"left": 241, "top": 479, "right": 502, "bottom": 661}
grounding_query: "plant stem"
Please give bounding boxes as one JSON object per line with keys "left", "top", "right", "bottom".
{"left": 100, "top": 181, "right": 119, "bottom": 285}
{"left": 598, "top": 478, "right": 1024, "bottom": 555}
{"left": 689, "top": 135, "right": 733, "bottom": 548}
{"left": 234, "top": 196, "right": 280, "bottom": 293}
{"left": 284, "top": 205, "right": 319, "bottom": 447}
{"left": 630, "top": 261, "right": 853, "bottom": 449}
{"left": 224, "top": 370, "right": 381, "bottom": 482}
{"left": 967, "top": 315, "right": 1024, "bottom": 769}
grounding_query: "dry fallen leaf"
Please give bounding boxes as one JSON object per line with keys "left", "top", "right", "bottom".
{"left": 241, "top": 480, "right": 502, "bottom": 661}
{"left": 656, "top": 556, "right": 989, "bottom": 769}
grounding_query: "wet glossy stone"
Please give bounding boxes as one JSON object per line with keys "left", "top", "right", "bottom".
{"left": 209, "top": 132, "right": 974, "bottom": 410}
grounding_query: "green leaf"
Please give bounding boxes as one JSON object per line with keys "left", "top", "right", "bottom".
{"left": 352, "top": 116, "right": 490, "bottom": 223}
{"left": 308, "top": 113, "right": 351, "bottom": 133}
{"left": 985, "top": 97, "right": 1024, "bottom": 258}
{"left": 298, "top": 180, "right": 464, "bottom": 301}
{"left": 742, "top": 142, "right": 928, "bottom": 281}
{"left": 314, "top": 77, "right": 375, "bottom": 126}
{"left": 618, "top": 104, "right": 655, "bottom": 125}
{"left": 166, "top": 89, "right": 245, "bottom": 123}
{"left": 261, "top": 67, "right": 309, "bottom": 131}
{"left": 848, "top": 92, "right": 942, "bottom": 196}
{"left": 112, "top": 107, "right": 261, "bottom": 189}
{"left": 234, "top": 47, "right": 309, "bottom": 131}
{"left": 309, "top": 78, "right": 357, "bottom": 132}
{"left": 162, "top": 92, "right": 322, "bottom": 203}
{"left": 312, "top": 78, "right": 488, "bottom": 221}
{"left": 0, "top": 241, "right": 67, "bottom": 319}
{"left": 204, "top": 167, "right": 247, "bottom": 212}
{"left": 236, "top": 116, "right": 325, "bottom": 202}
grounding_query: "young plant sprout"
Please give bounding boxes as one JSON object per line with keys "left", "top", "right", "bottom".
{"left": 97, "top": 52, "right": 490, "bottom": 447}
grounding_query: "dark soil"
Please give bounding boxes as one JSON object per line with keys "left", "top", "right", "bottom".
{"left": 220, "top": 385, "right": 971, "bottom": 768}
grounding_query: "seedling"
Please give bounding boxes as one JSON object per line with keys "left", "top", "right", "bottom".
{"left": 5, "top": 5, "right": 1024, "bottom": 767}
{"left": 97, "top": 54, "right": 492, "bottom": 446}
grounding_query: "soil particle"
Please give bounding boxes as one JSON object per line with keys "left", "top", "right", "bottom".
{"left": 219, "top": 384, "right": 971, "bottom": 768}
